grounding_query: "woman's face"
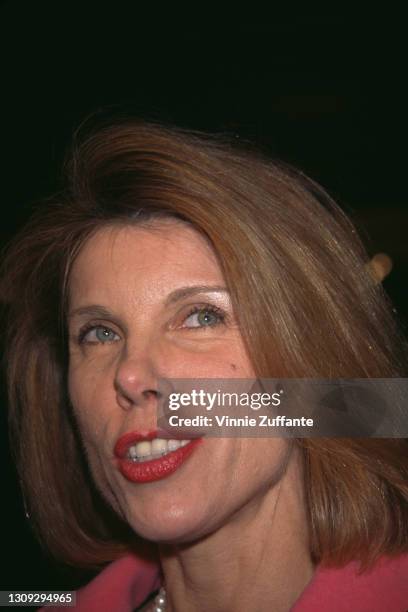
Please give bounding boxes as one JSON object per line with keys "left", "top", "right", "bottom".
{"left": 68, "top": 220, "right": 291, "bottom": 543}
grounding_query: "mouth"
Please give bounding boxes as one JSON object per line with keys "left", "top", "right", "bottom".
{"left": 114, "top": 430, "right": 202, "bottom": 483}
{"left": 126, "top": 437, "right": 191, "bottom": 462}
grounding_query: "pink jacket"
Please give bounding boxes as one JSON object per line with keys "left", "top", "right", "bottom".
{"left": 42, "top": 552, "right": 408, "bottom": 611}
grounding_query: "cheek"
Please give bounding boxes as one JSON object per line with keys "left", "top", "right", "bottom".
{"left": 68, "top": 366, "right": 120, "bottom": 504}
{"left": 186, "top": 344, "right": 253, "bottom": 378}
{"left": 68, "top": 364, "right": 108, "bottom": 452}
{"left": 223, "top": 337, "right": 254, "bottom": 377}
{"left": 238, "top": 439, "right": 292, "bottom": 490}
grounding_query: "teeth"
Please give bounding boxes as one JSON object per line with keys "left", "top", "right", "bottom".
{"left": 128, "top": 446, "right": 138, "bottom": 459}
{"left": 127, "top": 438, "right": 190, "bottom": 462}
{"left": 151, "top": 438, "right": 168, "bottom": 454}
{"left": 131, "top": 441, "right": 151, "bottom": 458}
{"left": 168, "top": 439, "right": 181, "bottom": 451}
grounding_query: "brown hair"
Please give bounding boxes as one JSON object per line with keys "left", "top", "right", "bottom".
{"left": 1, "top": 118, "right": 408, "bottom": 570}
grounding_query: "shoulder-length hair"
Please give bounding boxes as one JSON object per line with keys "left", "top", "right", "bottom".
{"left": 1, "top": 118, "right": 408, "bottom": 570}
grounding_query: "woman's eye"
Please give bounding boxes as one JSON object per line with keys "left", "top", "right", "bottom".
{"left": 79, "top": 325, "right": 121, "bottom": 345}
{"left": 183, "top": 307, "right": 225, "bottom": 329}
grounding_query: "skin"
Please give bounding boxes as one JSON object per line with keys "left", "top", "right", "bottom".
{"left": 67, "top": 220, "right": 315, "bottom": 611}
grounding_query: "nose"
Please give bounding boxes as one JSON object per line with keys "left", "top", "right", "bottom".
{"left": 114, "top": 348, "right": 160, "bottom": 412}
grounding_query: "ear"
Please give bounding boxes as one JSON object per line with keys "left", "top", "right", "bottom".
{"left": 367, "top": 253, "right": 393, "bottom": 283}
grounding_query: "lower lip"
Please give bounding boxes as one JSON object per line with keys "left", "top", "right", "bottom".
{"left": 116, "top": 438, "right": 202, "bottom": 483}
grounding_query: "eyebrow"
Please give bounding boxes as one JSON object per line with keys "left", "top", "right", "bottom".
{"left": 67, "top": 305, "right": 118, "bottom": 320}
{"left": 163, "top": 285, "right": 229, "bottom": 306}
{"left": 68, "top": 285, "right": 230, "bottom": 319}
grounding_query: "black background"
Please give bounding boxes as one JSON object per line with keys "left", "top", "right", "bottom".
{"left": 1, "top": 3, "right": 407, "bottom": 606}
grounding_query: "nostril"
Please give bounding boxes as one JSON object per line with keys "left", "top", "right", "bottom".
{"left": 116, "top": 389, "right": 134, "bottom": 411}
{"left": 116, "top": 387, "right": 162, "bottom": 411}
{"left": 142, "top": 389, "right": 159, "bottom": 399}
{"left": 142, "top": 388, "right": 163, "bottom": 409}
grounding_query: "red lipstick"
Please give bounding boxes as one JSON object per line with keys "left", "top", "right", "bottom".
{"left": 114, "top": 430, "right": 202, "bottom": 483}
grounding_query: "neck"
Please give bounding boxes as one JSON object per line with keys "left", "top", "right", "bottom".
{"left": 158, "top": 449, "right": 315, "bottom": 612}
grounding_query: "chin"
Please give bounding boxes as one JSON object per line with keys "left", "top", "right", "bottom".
{"left": 126, "top": 501, "right": 214, "bottom": 545}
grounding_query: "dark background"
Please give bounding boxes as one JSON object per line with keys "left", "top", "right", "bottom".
{"left": 1, "top": 3, "right": 407, "bottom": 607}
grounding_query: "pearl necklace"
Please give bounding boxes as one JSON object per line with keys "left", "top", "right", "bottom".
{"left": 148, "top": 586, "right": 167, "bottom": 612}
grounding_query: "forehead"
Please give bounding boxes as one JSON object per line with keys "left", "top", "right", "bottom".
{"left": 68, "top": 221, "right": 223, "bottom": 306}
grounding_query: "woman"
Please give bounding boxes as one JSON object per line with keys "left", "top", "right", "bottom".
{"left": 1, "top": 118, "right": 408, "bottom": 611}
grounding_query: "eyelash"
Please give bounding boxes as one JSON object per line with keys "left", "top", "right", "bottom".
{"left": 75, "top": 304, "right": 227, "bottom": 345}
{"left": 76, "top": 323, "right": 118, "bottom": 345}
{"left": 182, "top": 304, "right": 227, "bottom": 329}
